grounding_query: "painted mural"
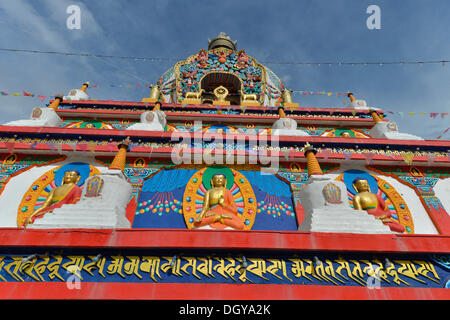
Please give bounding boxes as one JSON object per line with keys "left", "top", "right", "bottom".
{"left": 132, "top": 166, "right": 298, "bottom": 231}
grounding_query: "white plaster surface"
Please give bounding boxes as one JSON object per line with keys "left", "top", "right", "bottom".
{"left": 298, "top": 164, "right": 440, "bottom": 234}
{"left": 365, "top": 170, "right": 439, "bottom": 234}
{"left": 28, "top": 169, "right": 132, "bottom": 229}
{"left": 63, "top": 89, "right": 89, "bottom": 101}
{"left": 346, "top": 100, "right": 380, "bottom": 110}
{"left": 271, "top": 118, "right": 309, "bottom": 136}
{"left": 298, "top": 174, "right": 391, "bottom": 234}
{"left": 127, "top": 110, "right": 166, "bottom": 131}
{"left": 0, "top": 155, "right": 128, "bottom": 228}
{"left": 4, "top": 108, "right": 62, "bottom": 127}
{"left": 370, "top": 121, "right": 424, "bottom": 140}
{"left": 431, "top": 178, "right": 450, "bottom": 217}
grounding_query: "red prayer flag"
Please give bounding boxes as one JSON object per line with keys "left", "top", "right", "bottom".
{"left": 23, "top": 91, "right": 33, "bottom": 96}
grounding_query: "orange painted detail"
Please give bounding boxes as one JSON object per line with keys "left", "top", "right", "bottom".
{"left": 47, "top": 98, "right": 61, "bottom": 111}
{"left": 109, "top": 144, "right": 128, "bottom": 171}
{"left": 306, "top": 150, "right": 323, "bottom": 176}
{"left": 370, "top": 110, "right": 384, "bottom": 124}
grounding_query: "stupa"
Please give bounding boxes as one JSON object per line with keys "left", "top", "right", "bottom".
{"left": 0, "top": 33, "right": 449, "bottom": 300}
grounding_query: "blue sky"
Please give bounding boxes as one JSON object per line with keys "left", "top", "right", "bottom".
{"left": 0, "top": 0, "right": 449, "bottom": 139}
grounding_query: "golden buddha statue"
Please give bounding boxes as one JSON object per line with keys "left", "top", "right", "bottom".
{"left": 24, "top": 170, "right": 83, "bottom": 227}
{"left": 352, "top": 178, "right": 405, "bottom": 233}
{"left": 194, "top": 173, "right": 244, "bottom": 230}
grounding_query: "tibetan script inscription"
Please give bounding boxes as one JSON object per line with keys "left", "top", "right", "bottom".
{"left": 0, "top": 253, "right": 446, "bottom": 288}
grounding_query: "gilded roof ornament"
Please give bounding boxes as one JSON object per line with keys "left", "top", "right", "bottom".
{"left": 208, "top": 32, "right": 238, "bottom": 51}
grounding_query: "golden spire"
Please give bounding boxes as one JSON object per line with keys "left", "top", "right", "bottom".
{"left": 109, "top": 138, "right": 131, "bottom": 172}
{"left": 368, "top": 108, "right": 383, "bottom": 124}
{"left": 303, "top": 142, "right": 323, "bottom": 177}
{"left": 153, "top": 101, "right": 162, "bottom": 111}
{"left": 347, "top": 92, "right": 356, "bottom": 102}
{"left": 48, "top": 94, "right": 63, "bottom": 111}
{"left": 80, "top": 81, "right": 90, "bottom": 92}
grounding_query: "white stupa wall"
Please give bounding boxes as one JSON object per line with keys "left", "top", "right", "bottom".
{"left": 29, "top": 170, "right": 132, "bottom": 229}
{"left": 0, "top": 154, "right": 118, "bottom": 228}
{"left": 370, "top": 121, "right": 424, "bottom": 140}
{"left": 297, "top": 163, "right": 439, "bottom": 235}
{"left": 298, "top": 173, "right": 391, "bottom": 234}
{"left": 271, "top": 118, "right": 309, "bottom": 136}
{"left": 126, "top": 110, "right": 166, "bottom": 131}
{"left": 433, "top": 178, "right": 450, "bottom": 216}
{"left": 63, "top": 89, "right": 89, "bottom": 101}
{"left": 4, "top": 108, "right": 62, "bottom": 127}
{"left": 349, "top": 164, "right": 438, "bottom": 234}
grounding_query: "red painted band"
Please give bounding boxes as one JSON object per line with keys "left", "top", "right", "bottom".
{"left": 0, "top": 228, "right": 449, "bottom": 253}
{"left": 0, "top": 282, "right": 448, "bottom": 300}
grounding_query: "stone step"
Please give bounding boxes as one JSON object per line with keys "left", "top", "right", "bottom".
{"left": 311, "top": 227, "right": 391, "bottom": 234}
{"left": 311, "top": 222, "right": 390, "bottom": 232}
{"left": 32, "top": 215, "right": 120, "bottom": 225}
{"left": 30, "top": 223, "right": 118, "bottom": 229}
{"left": 311, "top": 215, "right": 382, "bottom": 224}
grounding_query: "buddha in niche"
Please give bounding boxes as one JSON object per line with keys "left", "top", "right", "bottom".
{"left": 4, "top": 154, "right": 17, "bottom": 165}
{"left": 24, "top": 170, "right": 83, "bottom": 227}
{"left": 194, "top": 173, "right": 244, "bottom": 230}
{"left": 352, "top": 178, "right": 405, "bottom": 233}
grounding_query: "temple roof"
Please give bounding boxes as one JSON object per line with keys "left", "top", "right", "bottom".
{"left": 157, "top": 33, "right": 285, "bottom": 107}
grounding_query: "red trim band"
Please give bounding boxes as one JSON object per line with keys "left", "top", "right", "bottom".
{"left": 0, "top": 282, "right": 448, "bottom": 300}
{"left": 0, "top": 228, "right": 449, "bottom": 253}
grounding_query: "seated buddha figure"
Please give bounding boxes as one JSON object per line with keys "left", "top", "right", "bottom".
{"left": 352, "top": 178, "right": 405, "bottom": 233}
{"left": 194, "top": 173, "right": 245, "bottom": 230}
{"left": 24, "top": 170, "right": 83, "bottom": 227}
